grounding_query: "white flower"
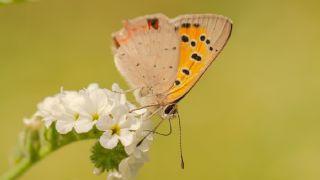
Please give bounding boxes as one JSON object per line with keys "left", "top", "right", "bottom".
{"left": 106, "top": 115, "right": 153, "bottom": 180}
{"left": 36, "top": 95, "right": 64, "bottom": 127}
{"left": 77, "top": 85, "right": 113, "bottom": 131}
{"left": 93, "top": 167, "right": 104, "bottom": 176}
{"left": 96, "top": 106, "right": 136, "bottom": 149}
{"left": 125, "top": 118, "right": 153, "bottom": 160}
{"left": 107, "top": 170, "right": 122, "bottom": 180}
{"left": 23, "top": 114, "right": 41, "bottom": 129}
{"left": 56, "top": 84, "right": 113, "bottom": 134}
{"left": 107, "top": 153, "right": 148, "bottom": 180}
{"left": 32, "top": 83, "right": 154, "bottom": 179}
{"left": 111, "top": 83, "right": 128, "bottom": 107}
{"left": 55, "top": 90, "right": 86, "bottom": 134}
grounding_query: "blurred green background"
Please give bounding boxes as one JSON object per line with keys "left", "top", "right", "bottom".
{"left": 1, "top": 0, "right": 320, "bottom": 179}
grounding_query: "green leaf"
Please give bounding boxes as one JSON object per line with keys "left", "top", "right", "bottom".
{"left": 90, "top": 142, "right": 128, "bottom": 172}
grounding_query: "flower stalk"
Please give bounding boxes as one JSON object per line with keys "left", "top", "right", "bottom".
{"left": 1, "top": 123, "right": 102, "bottom": 180}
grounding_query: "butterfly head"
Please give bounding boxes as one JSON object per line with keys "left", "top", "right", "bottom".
{"left": 161, "top": 104, "right": 177, "bottom": 119}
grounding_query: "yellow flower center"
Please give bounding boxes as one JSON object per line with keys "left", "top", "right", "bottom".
{"left": 111, "top": 124, "right": 120, "bottom": 135}
{"left": 74, "top": 113, "right": 80, "bottom": 121}
{"left": 91, "top": 113, "right": 99, "bottom": 121}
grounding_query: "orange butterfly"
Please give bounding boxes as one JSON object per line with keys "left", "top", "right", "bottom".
{"left": 112, "top": 13, "right": 232, "bottom": 167}
{"left": 112, "top": 13, "right": 232, "bottom": 116}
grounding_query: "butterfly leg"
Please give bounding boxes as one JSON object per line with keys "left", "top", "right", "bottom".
{"left": 145, "top": 117, "right": 172, "bottom": 136}
{"left": 136, "top": 116, "right": 166, "bottom": 147}
{"left": 136, "top": 105, "right": 176, "bottom": 146}
{"left": 129, "top": 103, "right": 160, "bottom": 113}
{"left": 112, "top": 86, "right": 141, "bottom": 94}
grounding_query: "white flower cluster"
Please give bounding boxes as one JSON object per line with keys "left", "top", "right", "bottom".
{"left": 30, "top": 83, "right": 153, "bottom": 180}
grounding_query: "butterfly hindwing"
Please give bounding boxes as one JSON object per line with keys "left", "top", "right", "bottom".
{"left": 112, "top": 14, "right": 180, "bottom": 106}
{"left": 164, "top": 14, "right": 233, "bottom": 103}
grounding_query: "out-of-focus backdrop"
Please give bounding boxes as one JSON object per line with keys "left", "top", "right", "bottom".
{"left": 1, "top": 0, "right": 320, "bottom": 179}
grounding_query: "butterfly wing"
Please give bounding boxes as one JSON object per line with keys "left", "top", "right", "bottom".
{"left": 164, "top": 14, "right": 233, "bottom": 103}
{"left": 112, "top": 14, "right": 180, "bottom": 106}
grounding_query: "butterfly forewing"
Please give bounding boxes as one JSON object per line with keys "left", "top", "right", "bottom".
{"left": 112, "top": 14, "right": 180, "bottom": 106}
{"left": 164, "top": 14, "right": 233, "bottom": 103}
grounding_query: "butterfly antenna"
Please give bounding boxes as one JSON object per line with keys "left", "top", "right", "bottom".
{"left": 177, "top": 111, "right": 185, "bottom": 169}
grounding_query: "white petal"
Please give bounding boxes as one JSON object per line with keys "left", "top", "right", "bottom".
{"left": 104, "top": 103, "right": 114, "bottom": 113}
{"left": 43, "top": 117, "right": 54, "bottom": 128}
{"left": 96, "top": 115, "right": 112, "bottom": 131}
{"left": 132, "top": 108, "right": 147, "bottom": 115}
{"left": 56, "top": 120, "right": 74, "bottom": 134}
{"left": 138, "top": 139, "right": 151, "bottom": 152}
{"left": 107, "top": 170, "right": 122, "bottom": 180}
{"left": 112, "top": 105, "right": 128, "bottom": 119}
{"left": 111, "top": 83, "right": 123, "bottom": 93}
{"left": 87, "top": 83, "right": 99, "bottom": 92}
{"left": 129, "top": 119, "right": 141, "bottom": 131}
{"left": 89, "top": 89, "right": 109, "bottom": 110}
{"left": 118, "top": 116, "right": 132, "bottom": 128}
{"left": 74, "top": 119, "right": 95, "bottom": 133}
{"left": 100, "top": 131, "right": 119, "bottom": 149}
{"left": 93, "top": 167, "right": 103, "bottom": 176}
{"left": 119, "top": 94, "right": 127, "bottom": 105}
{"left": 124, "top": 143, "right": 135, "bottom": 155}
{"left": 119, "top": 129, "right": 133, "bottom": 146}
{"left": 59, "top": 92, "right": 88, "bottom": 119}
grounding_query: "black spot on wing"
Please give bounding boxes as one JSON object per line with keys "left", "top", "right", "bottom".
{"left": 181, "top": 23, "right": 191, "bottom": 28}
{"left": 190, "top": 40, "right": 196, "bottom": 47}
{"left": 200, "top": 35, "right": 206, "bottom": 41}
{"left": 147, "top": 18, "right": 159, "bottom": 29}
{"left": 181, "top": 35, "right": 189, "bottom": 42}
{"left": 182, "top": 68, "right": 190, "bottom": 76}
{"left": 175, "top": 80, "right": 181, "bottom": 86}
{"left": 191, "top": 53, "right": 202, "bottom": 61}
{"left": 113, "top": 37, "right": 120, "bottom": 49}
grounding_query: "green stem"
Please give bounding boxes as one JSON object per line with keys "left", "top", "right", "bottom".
{"left": 0, "top": 159, "right": 32, "bottom": 180}
{"left": 0, "top": 124, "right": 102, "bottom": 180}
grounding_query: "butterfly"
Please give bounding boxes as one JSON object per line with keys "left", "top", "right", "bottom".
{"left": 112, "top": 13, "right": 232, "bottom": 118}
